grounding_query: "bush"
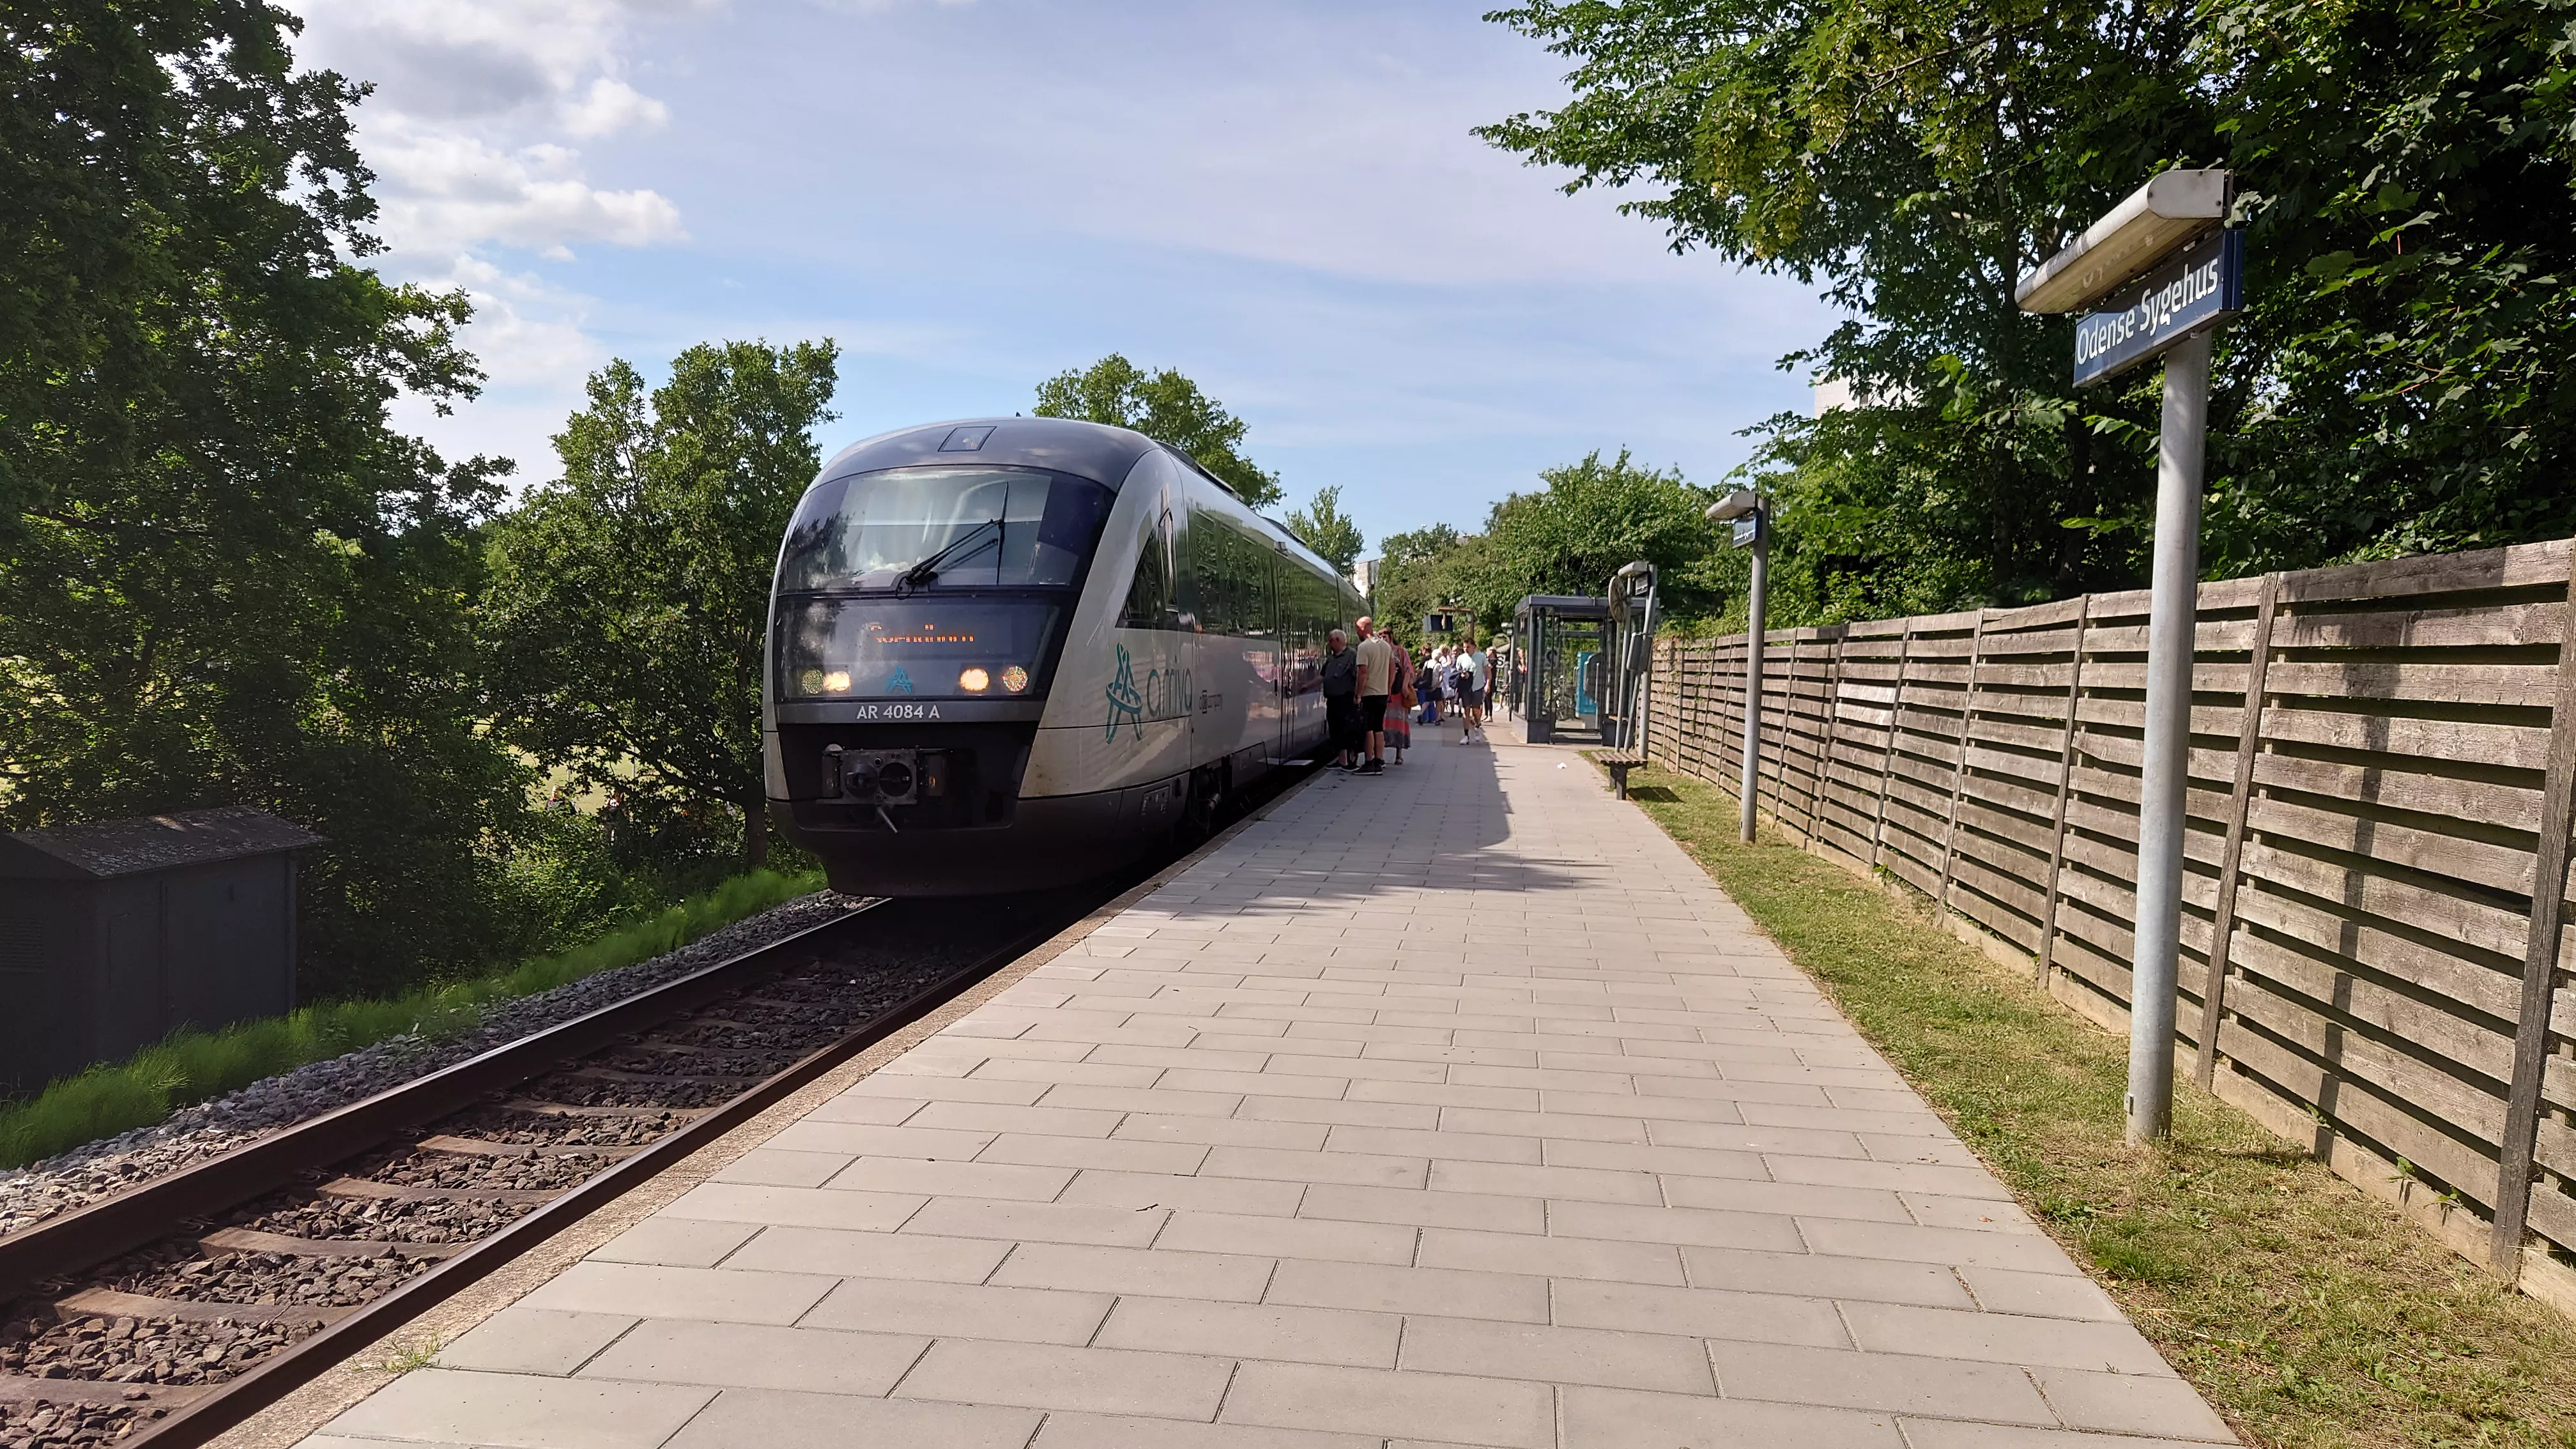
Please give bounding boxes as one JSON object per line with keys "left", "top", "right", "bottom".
{"left": 0, "top": 866, "right": 823, "bottom": 1169}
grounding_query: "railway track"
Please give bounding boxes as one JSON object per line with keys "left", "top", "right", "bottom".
{"left": 0, "top": 887, "right": 1112, "bottom": 1449}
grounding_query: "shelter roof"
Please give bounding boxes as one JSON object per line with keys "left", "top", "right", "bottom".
{"left": 0, "top": 806, "right": 325, "bottom": 880}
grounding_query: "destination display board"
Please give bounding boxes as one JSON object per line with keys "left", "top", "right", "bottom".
{"left": 2072, "top": 228, "right": 2244, "bottom": 387}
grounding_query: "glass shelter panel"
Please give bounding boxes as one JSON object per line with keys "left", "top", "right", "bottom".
{"left": 1514, "top": 595, "right": 1610, "bottom": 745}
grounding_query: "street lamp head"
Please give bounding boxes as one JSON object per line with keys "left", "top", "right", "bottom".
{"left": 1705, "top": 488, "right": 1760, "bottom": 523}
{"left": 2016, "top": 168, "right": 2230, "bottom": 314}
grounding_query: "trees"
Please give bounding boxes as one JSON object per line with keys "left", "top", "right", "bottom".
{"left": 482, "top": 342, "right": 841, "bottom": 873}
{"left": 1372, "top": 451, "right": 1728, "bottom": 649}
{"left": 1287, "top": 486, "right": 1365, "bottom": 575}
{"left": 1477, "top": 0, "right": 2576, "bottom": 611}
{"left": 1372, "top": 526, "right": 1492, "bottom": 653}
{"left": 0, "top": 0, "right": 536, "bottom": 998}
{"left": 1480, "top": 451, "right": 1719, "bottom": 613}
{"left": 1034, "top": 355, "right": 1283, "bottom": 508}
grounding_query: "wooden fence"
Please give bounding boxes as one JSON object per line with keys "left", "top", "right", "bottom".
{"left": 1644, "top": 537, "right": 2576, "bottom": 1308}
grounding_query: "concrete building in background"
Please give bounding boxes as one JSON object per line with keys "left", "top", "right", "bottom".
{"left": 1814, "top": 376, "right": 1919, "bottom": 415}
{"left": 1350, "top": 557, "right": 1379, "bottom": 596}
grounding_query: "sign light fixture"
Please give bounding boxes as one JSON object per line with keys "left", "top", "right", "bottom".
{"left": 2015, "top": 169, "right": 2230, "bottom": 316}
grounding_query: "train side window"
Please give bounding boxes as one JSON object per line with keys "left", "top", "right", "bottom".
{"left": 1120, "top": 504, "right": 1178, "bottom": 629}
{"left": 1188, "top": 520, "right": 1230, "bottom": 635}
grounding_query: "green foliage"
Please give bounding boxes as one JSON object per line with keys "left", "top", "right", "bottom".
{"left": 1371, "top": 532, "right": 1501, "bottom": 654}
{"left": 1285, "top": 485, "right": 1365, "bottom": 574}
{"left": 1370, "top": 450, "right": 1727, "bottom": 650}
{"left": 482, "top": 341, "right": 841, "bottom": 870}
{"left": 1379, "top": 524, "right": 1461, "bottom": 567}
{"left": 1481, "top": 450, "right": 1724, "bottom": 617}
{"left": 1478, "top": 0, "right": 2576, "bottom": 616}
{"left": 1033, "top": 354, "right": 1282, "bottom": 508}
{"left": 0, "top": 0, "right": 540, "bottom": 998}
{"left": 0, "top": 867, "right": 824, "bottom": 1169}
{"left": 2201, "top": 0, "right": 2576, "bottom": 571}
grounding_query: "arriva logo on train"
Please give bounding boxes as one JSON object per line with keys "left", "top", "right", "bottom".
{"left": 1105, "top": 643, "right": 1188, "bottom": 742}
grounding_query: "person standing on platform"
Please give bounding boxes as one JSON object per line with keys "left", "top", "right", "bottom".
{"left": 1354, "top": 617, "right": 1393, "bottom": 776}
{"left": 1385, "top": 635, "right": 1415, "bottom": 765}
{"left": 1322, "top": 629, "right": 1359, "bottom": 769}
{"left": 1460, "top": 638, "right": 1490, "bottom": 743}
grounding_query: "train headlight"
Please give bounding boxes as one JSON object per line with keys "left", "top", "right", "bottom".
{"left": 798, "top": 668, "right": 825, "bottom": 695}
{"left": 958, "top": 666, "right": 991, "bottom": 693}
{"left": 823, "top": 670, "right": 852, "bottom": 693}
{"left": 1000, "top": 665, "right": 1030, "bottom": 693}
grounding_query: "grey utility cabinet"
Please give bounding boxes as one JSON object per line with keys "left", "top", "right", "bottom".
{"left": 0, "top": 806, "right": 323, "bottom": 1096}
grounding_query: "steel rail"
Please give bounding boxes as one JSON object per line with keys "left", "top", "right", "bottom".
{"left": 0, "top": 902, "right": 881, "bottom": 1307}
{"left": 119, "top": 917, "right": 1049, "bottom": 1449}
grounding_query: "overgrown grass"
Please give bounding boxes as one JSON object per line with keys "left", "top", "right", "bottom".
{"left": 1609, "top": 759, "right": 2576, "bottom": 1449}
{"left": 0, "top": 868, "right": 824, "bottom": 1169}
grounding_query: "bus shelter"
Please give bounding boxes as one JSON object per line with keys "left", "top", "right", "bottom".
{"left": 1512, "top": 594, "right": 1609, "bottom": 744}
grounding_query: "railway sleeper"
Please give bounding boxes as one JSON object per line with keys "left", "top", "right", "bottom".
{"left": 52, "top": 1290, "right": 346, "bottom": 1330}
{"left": 413, "top": 1135, "right": 642, "bottom": 1162}
{"left": 496, "top": 1099, "right": 708, "bottom": 1119}
{"left": 560, "top": 1066, "right": 763, "bottom": 1086}
{"left": 316, "top": 1179, "right": 559, "bottom": 1206}
{"left": 194, "top": 1229, "right": 461, "bottom": 1262}
{"left": 0, "top": 1372, "right": 209, "bottom": 1407}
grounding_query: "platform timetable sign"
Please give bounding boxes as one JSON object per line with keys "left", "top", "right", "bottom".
{"left": 2072, "top": 229, "right": 2244, "bottom": 388}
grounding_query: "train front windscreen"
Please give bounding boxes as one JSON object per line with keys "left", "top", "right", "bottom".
{"left": 772, "top": 466, "right": 1114, "bottom": 703}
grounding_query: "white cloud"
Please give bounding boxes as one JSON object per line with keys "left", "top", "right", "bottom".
{"left": 563, "top": 77, "right": 670, "bottom": 138}
{"left": 285, "top": 0, "right": 701, "bottom": 479}
{"left": 367, "top": 127, "right": 685, "bottom": 254}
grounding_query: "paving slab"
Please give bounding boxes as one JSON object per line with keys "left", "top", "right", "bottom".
{"left": 296, "top": 735, "right": 2235, "bottom": 1448}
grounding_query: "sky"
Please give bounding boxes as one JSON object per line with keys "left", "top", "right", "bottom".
{"left": 286, "top": 0, "right": 1838, "bottom": 551}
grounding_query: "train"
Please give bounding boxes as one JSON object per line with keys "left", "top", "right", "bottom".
{"left": 763, "top": 416, "right": 1362, "bottom": 895}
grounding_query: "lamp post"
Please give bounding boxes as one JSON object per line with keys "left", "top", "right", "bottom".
{"left": 1708, "top": 488, "right": 1767, "bottom": 843}
{"left": 2017, "top": 167, "right": 2241, "bottom": 1146}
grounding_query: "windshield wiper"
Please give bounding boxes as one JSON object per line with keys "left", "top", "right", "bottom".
{"left": 896, "top": 519, "right": 1002, "bottom": 590}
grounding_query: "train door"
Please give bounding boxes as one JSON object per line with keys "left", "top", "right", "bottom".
{"left": 1265, "top": 546, "right": 1291, "bottom": 765}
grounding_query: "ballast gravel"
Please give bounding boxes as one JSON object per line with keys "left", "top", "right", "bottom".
{"left": 0, "top": 893, "right": 862, "bottom": 1238}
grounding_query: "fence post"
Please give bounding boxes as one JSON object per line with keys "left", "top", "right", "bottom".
{"left": 2491, "top": 563, "right": 2576, "bottom": 1282}
{"left": 1778, "top": 632, "right": 1807, "bottom": 840}
{"left": 1936, "top": 610, "right": 1991, "bottom": 910}
{"left": 1818, "top": 629, "right": 1846, "bottom": 851}
{"left": 1869, "top": 620, "right": 1915, "bottom": 871}
{"left": 2036, "top": 599, "right": 2092, "bottom": 982}
{"left": 2195, "top": 573, "right": 2280, "bottom": 1089}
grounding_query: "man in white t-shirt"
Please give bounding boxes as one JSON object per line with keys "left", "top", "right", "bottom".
{"left": 1459, "top": 641, "right": 1489, "bottom": 742}
{"left": 1354, "top": 618, "right": 1394, "bottom": 775}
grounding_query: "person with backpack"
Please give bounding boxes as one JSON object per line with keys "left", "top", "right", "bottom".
{"left": 1384, "top": 636, "right": 1414, "bottom": 763}
{"left": 1321, "top": 629, "right": 1360, "bottom": 769}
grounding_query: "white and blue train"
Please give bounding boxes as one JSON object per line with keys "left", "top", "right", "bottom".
{"left": 763, "top": 417, "right": 1361, "bottom": 894}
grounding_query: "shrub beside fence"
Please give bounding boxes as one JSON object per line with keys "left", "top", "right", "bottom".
{"left": 1645, "top": 537, "right": 2576, "bottom": 1312}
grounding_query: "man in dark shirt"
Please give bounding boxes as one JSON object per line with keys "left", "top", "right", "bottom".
{"left": 1320, "top": 629, "right": 1360, "bottom": 770}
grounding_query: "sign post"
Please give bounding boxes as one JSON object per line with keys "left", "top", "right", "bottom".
{"left": 2017, "top": 169, "right": 2240, "bottom": 1146}
{"left": 1707, "top": 489, "right": 1768, "bottom": 843}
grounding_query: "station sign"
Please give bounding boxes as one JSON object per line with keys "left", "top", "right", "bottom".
{"left": 2072, "top": 228, "right": 2244, "bottom": 388}
{"left": 1423, "top": 612, "right": 1453, "bottom": 635}
{"left": 1730, "top": 514, "right": 1762, "bottom": 549}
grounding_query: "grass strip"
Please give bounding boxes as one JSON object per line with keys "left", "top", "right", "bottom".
{"left": 1610, "top": 759, "right": 2576, "bottom": 1449}
{"left": 0, "top": 868, "right": 824, "bottom": 1169}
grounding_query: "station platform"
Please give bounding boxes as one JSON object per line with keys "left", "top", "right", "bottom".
{"left": 300, "top": 732, "right": 2235, "bottom": 1449}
